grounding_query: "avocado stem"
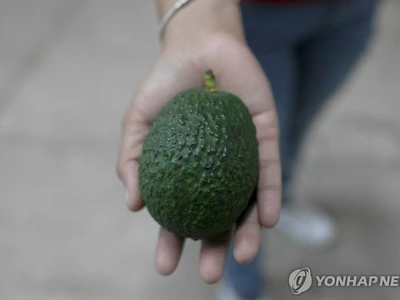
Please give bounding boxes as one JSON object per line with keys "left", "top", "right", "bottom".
{"left": 204, "top": 70, "right": 218, "bottom": 93}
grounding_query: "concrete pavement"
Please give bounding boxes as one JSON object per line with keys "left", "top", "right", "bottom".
{"left": 0, "top": 0, "right": 399, "bottom": 299}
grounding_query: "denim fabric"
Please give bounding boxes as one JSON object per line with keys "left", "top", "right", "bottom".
{"left": 225, "top": 0, "right": 378, "bottom": 298}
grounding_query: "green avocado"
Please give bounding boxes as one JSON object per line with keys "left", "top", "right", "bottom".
{"left": 139, "top": 71, "right": 259, "bottom": 240}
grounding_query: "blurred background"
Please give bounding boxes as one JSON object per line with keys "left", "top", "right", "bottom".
{"left": 0, "top": 0, "right": 400, "bottom": 299}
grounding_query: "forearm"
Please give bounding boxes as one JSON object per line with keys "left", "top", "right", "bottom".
{"left": 156, "top": 0, "right": 245, "bottom": 46}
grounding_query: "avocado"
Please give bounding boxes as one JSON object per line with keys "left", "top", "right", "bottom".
{"left": 139, "top": 70, "right": 259, "bottom": 240}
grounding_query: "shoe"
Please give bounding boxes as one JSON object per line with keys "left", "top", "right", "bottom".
{"left": 277, "top": 206, "right": 338, "bottom": 248}
{"left": 217, "top": 279, "right": 274, "bottom": 300}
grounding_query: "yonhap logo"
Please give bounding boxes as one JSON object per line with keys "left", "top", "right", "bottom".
{"left": 288, "top": 267, "right": 313, "bottom": 295}
{"left": 288, "top": 267, "right": 400, "bottom": 294}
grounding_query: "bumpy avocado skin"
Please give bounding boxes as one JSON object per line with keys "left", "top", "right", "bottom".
{"left": 139, "top": 88, "right": 259, "bottom": 240}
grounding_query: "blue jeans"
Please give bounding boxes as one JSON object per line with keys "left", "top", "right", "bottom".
{"left": 225, "top": 0, "right": 378, "bottom": 298}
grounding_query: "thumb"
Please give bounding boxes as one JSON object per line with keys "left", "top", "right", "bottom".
{"left": 117, "top": 107, "right": 149, "bottom": 211}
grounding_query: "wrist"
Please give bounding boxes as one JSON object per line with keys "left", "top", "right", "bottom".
{"left": 158, "top": 0, "right": 238, "bottom": 15}
{"left": 158, "top": 0, "right": 244, "bottom": 47}
{"left": 158, "top": 0, "right": 184, "bottom": 16}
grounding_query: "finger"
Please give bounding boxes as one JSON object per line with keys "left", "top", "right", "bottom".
{"left": 199, "top": 231, "right": 231, "bottom": 284}
{"left": 233, "top": 202, "right": 262, "bottom": 264}
{"left": 117, "top": 108, "right": 149, "bottom": 211}
{"left": 118, "top": 160, "right": 144, "bottom": 211}
{"left": 155, "top": 228, "right": 185, "bottom": 276}
{"left": 253, "top": 111, "right": 282, "bottom": 228}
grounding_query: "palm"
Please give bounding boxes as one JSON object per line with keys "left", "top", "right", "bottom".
{"left": 118, "top": 38, "right": 281, "bottom": 284}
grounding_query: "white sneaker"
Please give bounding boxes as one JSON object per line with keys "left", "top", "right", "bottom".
{"left": 217, "top": 279, "right": 274, "bottom": 300}
{"left": 277, "top": 207, "right": 338, "bottom": 248}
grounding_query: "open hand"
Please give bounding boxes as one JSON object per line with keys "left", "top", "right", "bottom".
{"left": 117, "top": 0, "right": 281, "bottom": 284}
